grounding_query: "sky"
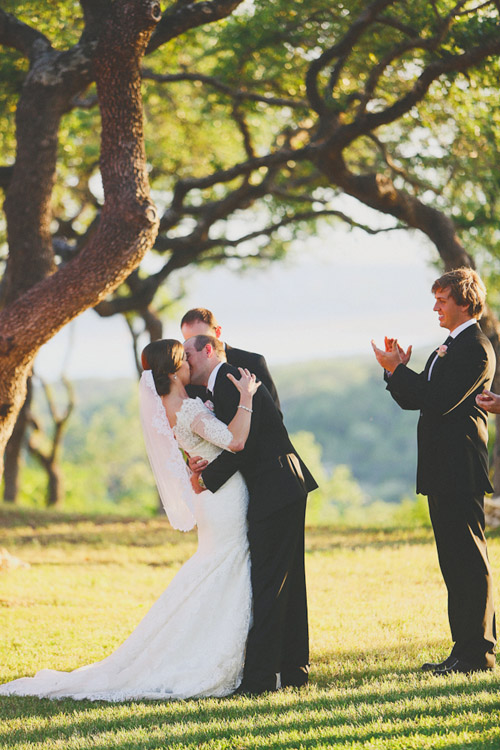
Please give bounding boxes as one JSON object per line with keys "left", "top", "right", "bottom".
{"left": 35, "top": 223, "right": 443, "bottom": 381}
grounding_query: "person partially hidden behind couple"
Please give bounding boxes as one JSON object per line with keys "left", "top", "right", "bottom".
{"left": 0, "top": 328, "right": 316, "bottom": 700}
{"left": 180, "top": 307, "right": 281, "bottom": 413}
{"left": 372, "top": 267, "right": 496, "bottom": 676}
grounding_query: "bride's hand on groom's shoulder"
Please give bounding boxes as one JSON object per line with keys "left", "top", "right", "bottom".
{"left": 227, "top": 368, "right": 261, "bottom": 398}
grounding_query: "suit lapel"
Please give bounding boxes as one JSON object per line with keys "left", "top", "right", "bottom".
{"left": 429, "top": 324, "right": 477, "bottom": 379}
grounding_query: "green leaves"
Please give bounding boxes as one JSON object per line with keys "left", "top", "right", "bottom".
{"left": 4, "top": 0, "right": 500, "bottom": 323}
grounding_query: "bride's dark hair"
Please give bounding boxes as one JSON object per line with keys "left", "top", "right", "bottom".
{"left": 141, "top": 339, "right": 185, "bottom": 396}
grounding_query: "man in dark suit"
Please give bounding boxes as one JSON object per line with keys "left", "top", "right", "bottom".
{"left": 181, "top": 307, "right": 281, "bottom": 412}
{"left": 184, "top": 334, "right": 317, "bottom": 694}
{"left": 372, "top": 267, "right": 496, "bottom": 675}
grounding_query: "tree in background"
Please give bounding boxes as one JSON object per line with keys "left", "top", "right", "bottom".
{"left": 27, "top": 376, "right": 74, "bottom": 507}
{"left": 0, "top": 0, "right": 245, "bottom": 481}
{"left": 3, "top": 1, "right": 500, "bottom": 489}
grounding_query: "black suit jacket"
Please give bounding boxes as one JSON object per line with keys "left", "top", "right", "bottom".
{"left": 201, "top": 363, "right": 317, "bottom": 521}
{"left": 186, "top": 343, "right": 281, "bottom": 414}
{"left": 225, "top": 344, "right": 281, "bottom": 414}
{"left": 387, "top": 323, "right": 495, "bottom": 496}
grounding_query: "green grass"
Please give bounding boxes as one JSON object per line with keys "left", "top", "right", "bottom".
{"left": 1, "top": 506, "right": 500, "bottom": 749}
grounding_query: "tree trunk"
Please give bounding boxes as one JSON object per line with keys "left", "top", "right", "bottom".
{"left": 0, "top": 0, "right": 160, "bottom": 472}
{"left": 27, "top": 377, "right": 74, "bottom": 508}
{"left": 3, "top": 378, "right": 32, "bottom": 503}
{"left": 46, "top": 462, "right": 63, "bottom": 507}
{"left": 1, "top": 78, "right": 62, "bottom": 305}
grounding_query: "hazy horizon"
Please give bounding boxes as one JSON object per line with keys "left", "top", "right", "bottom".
{"left": 35, "top": 223, "right": 443, "bottom": 382}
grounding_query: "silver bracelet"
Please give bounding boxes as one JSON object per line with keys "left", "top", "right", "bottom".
{"left": 238, "top": 405, "right": 253, "bottom": 413}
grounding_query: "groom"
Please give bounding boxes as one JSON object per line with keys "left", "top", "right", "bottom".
{"left": 184, "top": 334, "right": 317, "bottom": 694}
{"left": 181, "top": 306, "right": 281, "bottom": 413}
{"left": 372, "top": 267, "right": 496, "bottom": 675}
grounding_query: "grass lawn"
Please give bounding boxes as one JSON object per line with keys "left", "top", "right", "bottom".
{"left": 1, "top": 506, "right": 500, "bottom": 749}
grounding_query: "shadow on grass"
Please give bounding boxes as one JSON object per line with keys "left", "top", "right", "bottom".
{"left": 1, "top": 670, "right": 499, "bottom": 750}
{"left": 305, "top": 525, "right": 436, "bottom": 553}
{"left": 3, "top": 507, "right": 498, "bottom": 553}
{"left": 1, "top": 508, "right": 440, "bottom": 555}
{"left": 306, "top": 521, "right": 500, "bottom": 553}
{"left": 2, "top": 642, "right": 499, "bottom": 749}
{"left": 0, "top": 507, "right": 154, "bottom": 529}
{"left": 0, "top": 507, "right": 195, "bottom": 550}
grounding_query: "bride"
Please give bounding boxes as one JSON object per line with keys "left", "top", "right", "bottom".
{"left": 0, "top": 339, "right": 259, "bottom": 701}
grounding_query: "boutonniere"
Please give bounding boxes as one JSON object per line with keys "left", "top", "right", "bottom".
{"left": 436, "top": 344, "right": 448, "bottom": 358}
{"left": 204, "top": 400, "right": 215, "bottom": 412}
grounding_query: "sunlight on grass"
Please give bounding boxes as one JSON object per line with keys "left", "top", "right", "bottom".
{"left": 1, "top": 507, "right": 500, "bottom": 749}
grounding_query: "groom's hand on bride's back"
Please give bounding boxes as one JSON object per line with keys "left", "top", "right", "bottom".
{"left": 190, "top": 473, "right": 205, "bottom": 494}
{"left": 187, "top": 454, "right": 208, "bottom": 474}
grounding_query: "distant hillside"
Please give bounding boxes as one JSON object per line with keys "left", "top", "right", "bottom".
{"left": 273, "top": 353, "right": 431, "bottom": 503}
{"left": 31, "top": 353, "right": 430, "bottom": 508}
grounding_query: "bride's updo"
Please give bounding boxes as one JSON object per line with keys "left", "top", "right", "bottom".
{"left": 141, "top": 339, "right": 185, "bottom": 396}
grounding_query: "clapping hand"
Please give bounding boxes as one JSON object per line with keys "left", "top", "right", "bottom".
{"left": 371, "top": 336, "right": 412, "bottom": 373}
{"left": 384, "top": 337, "right": 412, "bottom": 365}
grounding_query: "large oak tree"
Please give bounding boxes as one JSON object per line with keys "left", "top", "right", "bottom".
{"left": 0, "top": 0, "right": 244, "bottom": 476}
{"left": 3, "top": 0, "right": 500, "bottom": 485}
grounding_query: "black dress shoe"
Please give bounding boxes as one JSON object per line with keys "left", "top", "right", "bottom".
{"left": 281, "top": 665, "right": 309, "bottom": 688}
{"left": 421, "top": 655, "right": 456, "bottom": 672}
{"left": 432, "top": 658, "right": 494, "bottom": 676}
{"left": 232, "top": 679, "right": 277, "bottom": 696}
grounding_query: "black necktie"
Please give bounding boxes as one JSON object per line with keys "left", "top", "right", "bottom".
{"left": 428, "top": 335, "right": 452, "bottom": 381}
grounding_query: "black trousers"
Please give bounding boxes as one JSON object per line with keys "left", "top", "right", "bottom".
{"left": 241, "top": 498, "right": 309, "bottom": 691}
{"left": 428, "top": 492, "right": 496, "bottom": 667}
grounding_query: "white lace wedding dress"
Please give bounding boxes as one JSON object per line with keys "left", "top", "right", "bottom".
{"left": 0, "top": 396, "right": 251, "bottom": 701}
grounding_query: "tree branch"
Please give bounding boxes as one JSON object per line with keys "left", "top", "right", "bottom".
{"left": 198, "top": 209, "right": 402, "bottom": 246}
{"left": 164, "top": 144, "right": 314, "bottom": 222}
{"left": 321, "top": 156, "right": 472, "bottom": 269}
{"left": 330, "top": 33, "right": 500, "bottom": 153}
{"left": 365, "top": 133, "right": 439, "bottom": 193}
{"left": 305, "top": 0, "right": 396, "bottom": 115}
{"left": 0, "top": 165, "right": 14, "bottom": 192}
{"left": 147, "top": 0, "right": 245, "bottom": 54}
{"left": 79, "top": 0, "right": 113, "bottom": 43}
{"left": 455, "top": 0, "right": 497, "bottom": 15}
{"left": 0, "top": 9, "right": 52, "bottom": 61}
{"left": 231, "top": 103, "right": 255, "bottom": 160}
{"left": 142, "top": 68, "right": 308, "bottom": 107}
{"left": 376, "top": 14, "right": 419, "bottom": 37}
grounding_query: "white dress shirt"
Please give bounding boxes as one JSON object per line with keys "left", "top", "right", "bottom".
{"left": 207, "top": 361, "right": 224, "bottom": 395}
{"left": 427, "top": 318, "right": 477, "bottom": 381}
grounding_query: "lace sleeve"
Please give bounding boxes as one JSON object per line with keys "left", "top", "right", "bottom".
{"left": 186, "top": 399, "right": 235, "bottom": 451}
